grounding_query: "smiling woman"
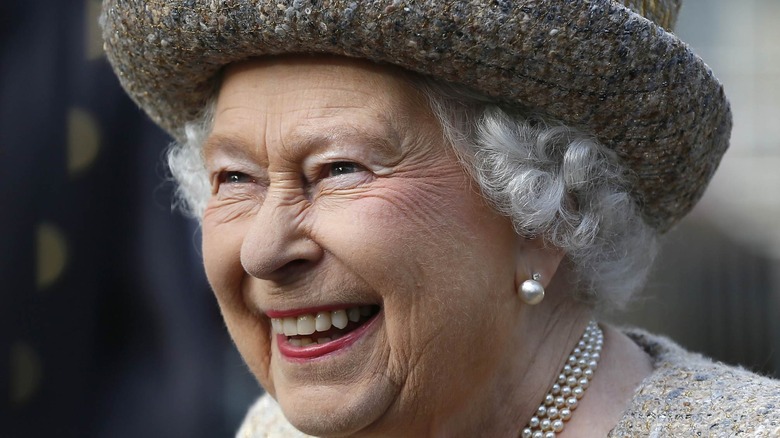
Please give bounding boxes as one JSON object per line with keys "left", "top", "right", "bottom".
{"left": 201, "top": 58, "right": 552, "bottom": 435}
{"left": 102, "top": 0, "right": 780, "bottom": 437}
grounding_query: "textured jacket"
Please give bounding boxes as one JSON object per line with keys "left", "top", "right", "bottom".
{"left": 237, "top": 329, "right": 780, "bottom": 437}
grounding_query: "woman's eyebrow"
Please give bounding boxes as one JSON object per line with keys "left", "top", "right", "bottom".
{"left": 203, "top": 134, "right": 258, "bottom": 162}
{"left": 292, "top": 122, "right": 403, "bottom": 158}
{"left": 203, "top": 124, "right": 403, "bottom": 163}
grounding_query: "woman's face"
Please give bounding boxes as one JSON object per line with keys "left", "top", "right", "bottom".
{"left": 202, "top": 56, "right": 529, "bottom": 435}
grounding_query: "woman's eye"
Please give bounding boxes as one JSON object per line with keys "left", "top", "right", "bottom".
{"left": 327, "top": 162, "right": 365, "bottom": 178}
{"left": 219, "top": 171, "right": 256, "bottom": 185}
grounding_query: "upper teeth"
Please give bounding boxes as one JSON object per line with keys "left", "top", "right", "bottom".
{"left": 271, "top": 306, "right": 373, "bottom": 336}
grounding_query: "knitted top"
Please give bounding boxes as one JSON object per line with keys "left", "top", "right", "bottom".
{"left": 237, "top": 329, "right": 780, "bottom": 437}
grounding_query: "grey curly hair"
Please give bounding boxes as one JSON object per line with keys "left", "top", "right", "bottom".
{"left": 167, "top": 76, "right": 658, "bottom": 309}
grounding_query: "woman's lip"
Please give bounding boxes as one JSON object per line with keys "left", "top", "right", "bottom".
{"left": 276, "top": 311, "right": 381, "bottom": 360}
{"left": 266, "top": 303, "right": 374, "bottom": 319}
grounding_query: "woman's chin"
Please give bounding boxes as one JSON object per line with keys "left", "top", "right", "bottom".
{"left": 276, "top": 381, "right": 395, "bottom": 437}
{"left": 268, "top": 314, "right": 397, "bottom": 436}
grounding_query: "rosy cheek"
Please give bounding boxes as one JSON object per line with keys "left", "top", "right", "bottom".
{"left": 358, "top": 182, "right": 473, "bottom": 239}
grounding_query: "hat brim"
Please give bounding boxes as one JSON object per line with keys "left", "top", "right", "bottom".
{"left": 102, "top": 0, "right": 731, "bottom": 232}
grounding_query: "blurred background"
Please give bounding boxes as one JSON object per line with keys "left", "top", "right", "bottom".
{"left": 2, "top": 0, "right": 778, "bottom": 437}
{"left": 604, "top": 0, "right": 780, "bottom": 378}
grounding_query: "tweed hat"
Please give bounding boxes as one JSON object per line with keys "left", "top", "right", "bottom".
{"left": 101, "top": 0, "right": 730, "bottom": 232}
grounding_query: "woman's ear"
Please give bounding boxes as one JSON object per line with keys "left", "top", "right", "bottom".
{"left": 514, "top": 236, "right": 566, "bottom": 289}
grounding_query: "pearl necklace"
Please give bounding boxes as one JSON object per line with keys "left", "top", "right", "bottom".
{"left": 521, "top": 321, "right": 603, "bottom": 438}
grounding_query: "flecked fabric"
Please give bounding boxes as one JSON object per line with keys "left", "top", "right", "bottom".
{"left": 236, "top": 329, "right": 780, "bottom": 437}
{"left": 609, "top": 329, "right": 780, "bottom": 437}
{"left": 101, "top": 0, "right": 731, "bottom": 232}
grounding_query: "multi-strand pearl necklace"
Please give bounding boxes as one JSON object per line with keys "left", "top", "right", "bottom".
{"left": 521, "top": 321, "right": 604, "bottom": 438}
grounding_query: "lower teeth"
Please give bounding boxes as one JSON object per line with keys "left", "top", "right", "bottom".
{"left": 288, "top": 332, "right": 343, "bottom": 347}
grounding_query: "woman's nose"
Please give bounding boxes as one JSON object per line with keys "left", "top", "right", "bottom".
{"left": 240, "top": 190, "right": 323, "bottom": 282}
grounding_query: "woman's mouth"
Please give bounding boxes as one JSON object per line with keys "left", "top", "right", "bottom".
{"left": 269, "top": 305, "right": 381, "bottom": 359}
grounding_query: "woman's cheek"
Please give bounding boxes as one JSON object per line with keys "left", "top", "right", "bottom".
{"left": 201, "top": 197, "right": 259, "bottom": 271}
{"left": 227, "top": 313, "right": 275, "bottom": 391}
{"left": 201, "top": 206, "right": 256, "bottom": 321}
{"left": 202, "top": 219, "right": 237, "bottom": 286}
{"left": 202, "top": 210, "right": 275, "bottom": 389}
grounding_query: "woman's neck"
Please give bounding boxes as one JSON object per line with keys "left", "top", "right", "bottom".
{"left": 558, "top": 324, "right": 653, "bottom": 437}
{"left": 424, "top": 319, "right": 652, "bottom": 438}
{"left": 422, "top": 303, "right": 597, "bottom": 437}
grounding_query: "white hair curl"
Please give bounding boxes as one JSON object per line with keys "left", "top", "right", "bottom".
{"left": 167, "top": 77, "right": 657, "bottom": 309}
{"left": 414, "top": 79, "right": 658, "bottom": 308}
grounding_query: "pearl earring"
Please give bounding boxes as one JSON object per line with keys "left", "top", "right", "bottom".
{"left": 519, "top": 273, "right": 545, "bottom": 305}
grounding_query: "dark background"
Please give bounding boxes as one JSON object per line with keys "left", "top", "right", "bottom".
{"left": 2, "top": 0, "right": 778, "bottom": 437}
{"left": 2, "top": 1, "right": 257, "bottom": 436}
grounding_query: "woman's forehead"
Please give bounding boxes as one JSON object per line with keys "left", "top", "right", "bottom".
{"left": 218, "top": 55, "right": 418, "bottom": 106}
{"left": 209, "top": 56, "right": 432, "bottom": 158}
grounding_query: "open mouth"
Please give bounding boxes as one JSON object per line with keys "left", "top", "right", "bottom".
{"left": 270, "top": 305, "right": 381, "bottom": 355}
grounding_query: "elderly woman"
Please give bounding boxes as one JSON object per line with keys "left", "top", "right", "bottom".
{"left": 102, "top": 0, "right": 779, "bottom": 436}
